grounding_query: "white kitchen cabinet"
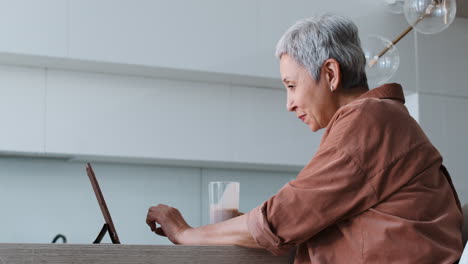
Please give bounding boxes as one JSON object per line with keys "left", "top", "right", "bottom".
{"left": 45, "top": 69, "right": 315, "bottom": 170}
{"left": 68, "top": 0, "right": 258, "bottom": 76}
{"left": 0, "top": 0, "right": 422, "bottom": 90}
{"left": 0, "top": 0, "right": 67, "bottom": 57}
{"left": 0, "top": 65, "right": 45, "bottom": 153}
{"left": 229, "top": 85, "right": 319, "bottom": 166}
{"left": 46, "top": 69, "right": 231, "bottom": 162}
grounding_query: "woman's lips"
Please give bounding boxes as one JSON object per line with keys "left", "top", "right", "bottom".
{"left": 298, "top": 114, "right": 306, "bottom": 122}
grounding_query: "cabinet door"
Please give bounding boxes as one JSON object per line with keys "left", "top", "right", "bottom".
{"left": 0, "top": 65, "right": 45, "bottom": 153}
{"left": 0, "top": 0, "right": 67, "bottom": 56}
{"left": 69, "top": 0, "right": 257, "bottom": 76}
{"left": 46, "top": 69, "right": 231, "bottom": 162}
{"left": 230, "top": 85, "right": 319, "bottom": 166}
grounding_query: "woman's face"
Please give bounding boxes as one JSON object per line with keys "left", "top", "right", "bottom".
{"left": 280, "top": 54, "right": 338, "bottom": 132}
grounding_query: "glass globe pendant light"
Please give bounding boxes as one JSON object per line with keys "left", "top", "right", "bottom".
{"left": 366, "top": 0, "right": 456, "bottom": 77}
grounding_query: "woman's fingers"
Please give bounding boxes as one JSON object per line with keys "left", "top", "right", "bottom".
{"left": 146, "top": 204, "right": 191, "bottom": 243}
{"left": 146, "top": 207, "right": 161, "bottom": 231}
{"left": 155, "top": 227, "right": 167, "bottom": 237}
{"left": 147, "top": 220, "right": 157, "bottom": 232}
{"left": 146, "top": 204, "right": 171, "bottom": 233}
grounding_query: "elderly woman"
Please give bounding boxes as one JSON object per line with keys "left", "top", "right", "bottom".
{"left": 146, "top": 14, "right": 463, "bottom": 263}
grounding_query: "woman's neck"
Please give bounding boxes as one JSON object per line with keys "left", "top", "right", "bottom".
{"left": 337, "top": 86, "right": 369, "bottom": 108}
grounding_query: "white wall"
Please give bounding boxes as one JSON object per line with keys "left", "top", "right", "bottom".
{"left": 0, "top": 61, "right": 318, "bottom": 244}
{"left": 0, "top": 0, "right": 417, "bottom": 88}
{"left": 0, "top": 0, "right": 419, "bottom": 168}
{"left": 0, "top": 156, "right": 296, "bottom": 244}
{"left": 0, "top": 0, "right": 464, "bottom": 245}
{"left": 405, "top": 92, "right": 419, "bottom": 122}
{"left": 419, "top": 93, "right": 468, "bottom": 204}
{"left": 415, "top": 17, "right": 468, "bottom": 204}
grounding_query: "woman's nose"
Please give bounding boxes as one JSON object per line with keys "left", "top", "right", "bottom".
{"left": 286, "top": 96, "right": 296, "bottom": 112}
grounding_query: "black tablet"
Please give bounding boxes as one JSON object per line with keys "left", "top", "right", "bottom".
{"left": 86, "top": 163, "right": 121, "bottom": 244}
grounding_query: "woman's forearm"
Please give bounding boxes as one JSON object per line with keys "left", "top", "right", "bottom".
{"left": 179, "top": 214, "right": 262, "bottom": 249}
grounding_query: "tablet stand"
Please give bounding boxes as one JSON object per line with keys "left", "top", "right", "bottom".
{"left": 94, "top": 223, "right": 119, "bottom": 244}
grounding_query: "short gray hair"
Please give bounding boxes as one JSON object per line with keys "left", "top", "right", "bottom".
{"left": 276, "top": 14, "right": 368, "bottom": 90}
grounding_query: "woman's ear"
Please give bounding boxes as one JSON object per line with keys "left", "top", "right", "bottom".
{"left": 322, "top": 59, "right": 341, "bottom": 92}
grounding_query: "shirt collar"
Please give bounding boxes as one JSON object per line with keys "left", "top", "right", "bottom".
{"left": 356, "top": 83, "right": 405, "bottom": 104}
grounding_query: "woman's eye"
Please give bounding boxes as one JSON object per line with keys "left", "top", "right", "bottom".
{"left": 287, "top": 85, "right": 295, "bottom": 90}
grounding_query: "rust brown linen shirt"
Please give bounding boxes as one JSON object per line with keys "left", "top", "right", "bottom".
{"left": 246, "top": 83, "right": 463, "bottom": 263}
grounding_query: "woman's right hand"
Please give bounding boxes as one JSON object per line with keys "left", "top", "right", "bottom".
{"left": 146, "top": 204, "right": 192, "bottom": 244}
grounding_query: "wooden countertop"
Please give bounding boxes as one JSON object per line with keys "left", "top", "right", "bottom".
{"left": 0, "top": 243, "right": 293, "bottom": 264}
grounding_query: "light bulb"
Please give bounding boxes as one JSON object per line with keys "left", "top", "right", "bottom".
{"left": 363, "top": 35, "right": 400, "bottom": 88}
{"left": 404, "top": 0, "right": 457, "bottom": 34}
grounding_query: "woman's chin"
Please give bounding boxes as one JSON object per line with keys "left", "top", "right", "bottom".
{"left": 308, "top": 123, "right": 320, "bottom": 132}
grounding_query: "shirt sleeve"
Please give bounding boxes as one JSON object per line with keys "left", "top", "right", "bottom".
{"left": 246, "top": 145, "right": 378, "bottom": 255}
